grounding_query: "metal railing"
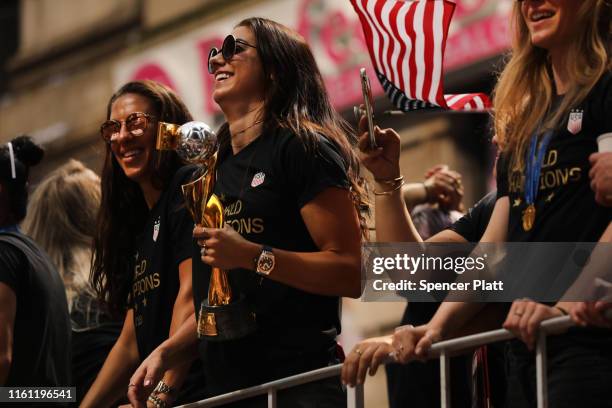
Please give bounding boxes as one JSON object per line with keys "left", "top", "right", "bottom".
{"left": 175, "top": 364, "right": 363, "bottom": 408}
{"left": 176, "top": 315, "right": 575, "bottom": 408}
{"left": 428, "top": 315, "right": 574, "bottom": 408}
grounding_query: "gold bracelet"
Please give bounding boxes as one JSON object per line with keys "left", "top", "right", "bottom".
{"left": 374, "top": 175, "right": 404, "bottom": 185}
{"left": 373, "top": 180, "right": 405, "bottom": 195}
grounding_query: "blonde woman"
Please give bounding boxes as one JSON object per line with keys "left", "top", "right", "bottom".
{"left": 22, "top": 159, "right": 122, "bottom": 403}
{"left": 344, "top": 0, "right": 612, "bottom": 406}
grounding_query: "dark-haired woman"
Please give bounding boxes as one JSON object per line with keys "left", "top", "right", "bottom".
{"left": 0, "top": 136, "right": 71, "bottom": 387}
{"left": 80, "top": 80, "right": 206, "bottom": 407}
{"left": 128, "top": 18, "right": 366, "bottom": 407}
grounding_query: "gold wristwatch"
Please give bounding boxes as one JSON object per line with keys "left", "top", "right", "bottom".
{"left": 254, "top": 245, "right": 275, "bottom": 276}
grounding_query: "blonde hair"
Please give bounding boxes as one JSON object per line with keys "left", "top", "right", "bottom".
{"left": 22, "top": 159, "right": 100, "bottom": 309}
{"left": 493, "top": 0, "right": 611, "bottom": 171}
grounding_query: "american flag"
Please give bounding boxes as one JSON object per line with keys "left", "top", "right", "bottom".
{"left": 350, "top": 0, "right": 491, "bottom": 112}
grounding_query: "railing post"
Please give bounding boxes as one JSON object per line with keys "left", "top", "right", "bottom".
{"left": 440, "top": 350, "right": 451, "bottom": 408}
{"left": 536, "top": 331, "right": 548, "bottom": 408}
{"left": 267, "top": 389, "right": 277, "bottom": 408}
{"left": 347, "top": 383, "right": 364, "bottom": 408}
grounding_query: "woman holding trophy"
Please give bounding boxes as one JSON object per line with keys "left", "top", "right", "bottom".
{"left": 81, "top": 80, "right": 206, "bottom": 407}
{"left": 127, "top": 17, "right": 367, "bottom": 407}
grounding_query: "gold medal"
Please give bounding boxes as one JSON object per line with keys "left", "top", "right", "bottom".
{"left": 522, "top": 204, "right": 536, "bottom": 231}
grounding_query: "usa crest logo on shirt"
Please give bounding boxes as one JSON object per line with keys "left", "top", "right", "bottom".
{"left": 251, "top": 172, "right": 265, "bottom": 188}
{"left": 567, "top": 109, "right": 583, "bottom": 135}
{"left": 153, "top": 217, "right": 160, "bottom": 242}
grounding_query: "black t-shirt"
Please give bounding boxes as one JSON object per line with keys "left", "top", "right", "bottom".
{"left": 497, "top": 71, "right": 612, "bottom": 242}
{"left": 450, "top": 190, "right": 497, "bottom": 242}
{"left": 0, "top": 232, "right": 71, "bottom": 386}
{"left": 129, "top": 165, "right": 207, "bottom": 403}
{"left": 193, "top": 128, "right": 350, "bottom": 394}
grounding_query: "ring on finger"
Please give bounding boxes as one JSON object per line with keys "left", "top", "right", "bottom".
{"left": 514, "top": 310, "right": 524, "bottom": 317}
{"left": 355, "top": 348, "right": 363, "bottom": 356}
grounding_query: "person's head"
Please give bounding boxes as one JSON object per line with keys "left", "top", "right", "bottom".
{"left": 94, "top": 80, "right": 193, "bottom": 314}
{"left": 494, "top": 0, "right": 611, "bottom": 170}
{"left": 102, "top": 80, "right": 193, "bottom": 188}
{"left": 22, "top": 160, "right": 100, "bottom": 308}
{"left": 0, "top": 136, "right": 44, "bottom": 226}
{"left": 209, "top": 18, "right": 370, "bottom": 235}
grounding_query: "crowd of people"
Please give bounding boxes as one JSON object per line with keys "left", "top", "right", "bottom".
{"left": 0, "top": 1, "right": 611, "bottom": 407}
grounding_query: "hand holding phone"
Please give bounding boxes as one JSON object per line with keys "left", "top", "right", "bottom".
{"left": 354, "top": 68, "right": 377, "bottom": 148}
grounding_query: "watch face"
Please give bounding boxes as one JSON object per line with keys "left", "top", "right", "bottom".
{"left": 258, "top": 252, "right": 275, "bottom": 275}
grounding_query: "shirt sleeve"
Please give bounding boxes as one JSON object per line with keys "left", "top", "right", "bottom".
{"left": 449, "top": 190, "right": 497, "bottom": 241}
{"left": 277, "top": 133, "right": 350, "bottom": 209}
{"left": 0, "top": 241, "right": 23, "bottom": 293}
{"left": 496, "top": 153, "right": 509, "bottom": 199}
{"left": 168, "top": 166, "right": 197, "bottom": 269}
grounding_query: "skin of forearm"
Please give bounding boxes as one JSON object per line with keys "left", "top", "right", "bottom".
{"left": 402, "top": 183, "right": 428, "bottom": 210}
{"left": 80, "top": 340, "right": 140, "bottom": 408}
{"left": 159, "top": 291, "right": 199, "bottom": 394}
{"left": 158, "top": 314, "right": 198, "bottom": 368}
{"left": 238, "top": 243, "right": 362, "bottom": 298}
{"left": 374, "top": 187, "right": 424, "bottom": 243}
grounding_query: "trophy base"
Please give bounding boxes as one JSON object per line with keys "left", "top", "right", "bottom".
{"left": 197, "top": 295, "right": 257, "bottom": 341}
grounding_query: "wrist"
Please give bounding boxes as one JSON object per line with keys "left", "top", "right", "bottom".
{"left": 554, "top": 302, "right": 571, "bottom": 316}
{"left": 241, "top": 241, "right": 261, "bottom": 270}
{"left": 422, "top": 180, "right": 435, "bottom": 203}
{"left": 373, "top": 175, "right": 404, "bottom": 196}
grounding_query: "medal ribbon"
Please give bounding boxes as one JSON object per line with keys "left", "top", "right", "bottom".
{"left": 524, "top": 129, "right": 554, "bottom": 206}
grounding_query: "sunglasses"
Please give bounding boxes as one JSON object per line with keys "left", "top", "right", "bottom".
{"left": 100, "top": 112, "right": 156, "bottom": 143}
{"left": 208, "top": 34, "right": 257, "bottom": 74}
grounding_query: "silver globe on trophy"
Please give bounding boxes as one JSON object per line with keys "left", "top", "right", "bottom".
{"left": 156, "top": 120, "right": 257, "bottom": 341}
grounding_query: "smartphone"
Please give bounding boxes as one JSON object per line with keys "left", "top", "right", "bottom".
{"left": 359, "top": 67, "right": 377, "bottom": 148}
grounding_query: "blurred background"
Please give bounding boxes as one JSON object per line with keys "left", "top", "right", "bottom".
{"left": 0, "top": 0, "right": 512, "bottom": 405}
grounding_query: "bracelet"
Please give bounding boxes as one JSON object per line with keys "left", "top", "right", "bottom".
{"left": 373, "top": 176, "right": 404, "bottom": 195}
{"left": 148, "top": 394, "right": 167, "bottom": 408}
{"left": 374, "top": 175, "right": 403, "bottom": 185}
{"left": 555, "top": 306, "right": 569, "bottom": 316}
{"left": 153, "top": 380, "right": 175, "bottom": 397}
{"left": 373, "top": 180, "right": 405, "bottom": 195}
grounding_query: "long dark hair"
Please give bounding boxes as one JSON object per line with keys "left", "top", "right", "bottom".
{"left": 0, "top": 135, "right": 44, "bottom": 224}
{"left": 91, "top": 80, "right": 193, "bottom": 315}
{"left": 219, "top": 17, "right": 369, "bottom": 236}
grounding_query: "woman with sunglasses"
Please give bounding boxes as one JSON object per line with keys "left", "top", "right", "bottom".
{"left": 127, "top": 18, "right": 367, "bottom": 407}
{"left": 345, "top": 0, "right": 612, "bottom": 406}
{"left": 80, "top": 80, "right": 206, "bottom": 408}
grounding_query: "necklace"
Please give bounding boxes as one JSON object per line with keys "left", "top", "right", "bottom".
{"left": 231, "top": 120, "right": 264, "bottom": 149}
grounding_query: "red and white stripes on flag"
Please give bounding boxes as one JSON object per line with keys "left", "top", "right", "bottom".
{"left": 350, "top": 0, "right": 492, "bottom": 112}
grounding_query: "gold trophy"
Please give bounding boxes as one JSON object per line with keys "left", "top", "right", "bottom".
{"left": 157, "top": 121, "right": 257, "bottom": 341}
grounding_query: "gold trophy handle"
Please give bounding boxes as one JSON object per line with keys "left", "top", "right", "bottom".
{"left": 205, "top": 194, "right": 232, "bottom": 306}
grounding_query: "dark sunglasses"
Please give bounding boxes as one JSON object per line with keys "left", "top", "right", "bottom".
{"left": 208, "top": 34, "right": 257, "bottom": 74}
{"left": 100, "top": 112, "right": 156, "bottom": 143}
